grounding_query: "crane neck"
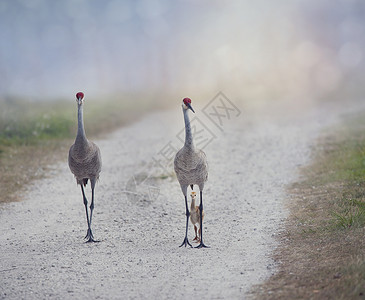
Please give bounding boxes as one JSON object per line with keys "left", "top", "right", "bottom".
{"left": 183, "top": 108, "right": 194, "bottom": 149}
{"left": 76, "top": 104, "right": 87, "bottom": 144}
{"left": 190, "top": 197, "right": 196, "bottom": 209}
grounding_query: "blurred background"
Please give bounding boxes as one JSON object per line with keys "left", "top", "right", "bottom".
{"left": 0, "top": 0, "right": 364, "bottom": 103}
{"left": 1, "top": 0, "right": 365, "bottom": 204}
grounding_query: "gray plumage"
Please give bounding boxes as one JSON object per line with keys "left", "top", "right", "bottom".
{"left": 174, "top": 98, "right": 208, "bottom": 248}
{"left": 68, "top": 140, "right": 101, "bottom": 186}
{"left": 68, "top": 92, "right": 101, "bottom": 242}
{"left": 174, "top": 147, "right": 208, "bottom": 190}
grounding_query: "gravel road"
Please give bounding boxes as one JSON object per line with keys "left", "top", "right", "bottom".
{"left": 0, "top": 97, "right": 360, "bottom": 299}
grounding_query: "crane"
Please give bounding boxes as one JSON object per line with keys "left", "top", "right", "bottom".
{"left": 68, "top": 92, "right": 102, "bottom": 243}
{"left": 190, "top": 191, "right": 205, "bottom": 243}
{"left": 174, "top": 98, "right": 208, "bottom": 248}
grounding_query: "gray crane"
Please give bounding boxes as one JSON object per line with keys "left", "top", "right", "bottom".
{"left": 174, "top": 98, "right": 208, "bottom": 248}
{"left": 68, "top": 92, "right": 102, "bottom": 243}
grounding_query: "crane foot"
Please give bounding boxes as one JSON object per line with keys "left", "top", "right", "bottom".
{"left": 195, "top": 242, "right": 209, "bottom": 249}
{"left": 179, "top": 237, "right": 192, "bottom": 248}
{"left": 84, "top": 228, "right": 96, "bottom": 242}
{"left": 85, "top": 237, "right": 99, "bottom": 243}
{"left": 192, "top": 236, "right": 200, "bottom": 243}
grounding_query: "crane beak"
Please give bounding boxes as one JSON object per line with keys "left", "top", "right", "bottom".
{"left": 187, "top": 103, "right": 195, "bottom": 113}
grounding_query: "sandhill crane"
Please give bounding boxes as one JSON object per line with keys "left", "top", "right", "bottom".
{"left": 174, "top": 98, "right": 208, "bottom": 248}
{"left": 190, "top": 191, "right": 205, "bottom": 243}
{"left": 68, "top": 92, "right": 102, "bottom": 243}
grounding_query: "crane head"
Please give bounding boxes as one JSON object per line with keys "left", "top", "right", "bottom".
{"left": 190, "top": 191, "right": 197, "bottom": 199}
{"left": 182, "top": 97, "right": 195, "bottom": 113}
{"left": 76, "top": 92, "right": 84, "bottom": 105}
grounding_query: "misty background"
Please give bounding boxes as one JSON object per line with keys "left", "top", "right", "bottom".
{"left": 0, "top": 0, "right": 364, "bottom": 102}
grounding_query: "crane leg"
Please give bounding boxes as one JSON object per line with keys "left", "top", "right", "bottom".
{"left": 88, "top": 185, "right": 97, "bottom": 242}
{"left": 179, "top": 195, "right": 192, "bottom": 248}
{"left": 89, "top": 184, "right": 95, "bottom": 226}
{"left": 193, "top": 225, "right": 199, "bottom": 242}
{"left": 81, "top": 185, "right": 95, "bottom": 243}
{"left": 195, "top": 190, "right": 209, "bottom": 248}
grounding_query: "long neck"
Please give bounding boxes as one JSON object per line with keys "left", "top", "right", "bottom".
{"left": 190, "top": 197, "right": 196, "bottom": 209}
{"left": 183, "top": 108, "right": 194, "bottom": 149}
{"left": 76, "top": 104, "right": 87, "bottom": 143}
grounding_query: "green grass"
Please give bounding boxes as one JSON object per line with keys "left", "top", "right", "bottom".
{"left": 0, "top": 99, "right": 73, "bottom": 147}
{"left": 315, "top": 119, "right": 365, "bottom": 230}
{"left": 252, "top": 110, "right": 365, "bottom": 299}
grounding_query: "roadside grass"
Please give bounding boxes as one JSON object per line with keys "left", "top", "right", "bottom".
{"left": 0, "top": 94, "right": 164, "bottom": 204}
{"left": 251, "top": 111, "right": 365, "bottom": 299}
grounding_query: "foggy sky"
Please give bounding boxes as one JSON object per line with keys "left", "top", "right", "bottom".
{"left": 0, "top": 0, "right": 364, "bottom": 100}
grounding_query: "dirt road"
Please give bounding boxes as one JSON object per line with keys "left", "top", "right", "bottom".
{"left": 0, "top": 97, "right": 360, "bottom": 299}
